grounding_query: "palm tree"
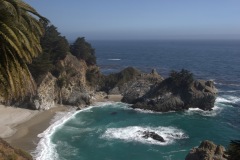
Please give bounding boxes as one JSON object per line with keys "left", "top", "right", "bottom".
{"left": 0, "top": 0, "right": 48, "bottom": 101}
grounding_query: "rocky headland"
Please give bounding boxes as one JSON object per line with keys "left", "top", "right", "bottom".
{"left": 103, "top": 67, "right": 217, "bottom": 112}
{"left": 123, "top": 73, "right": 217, "bottom": 112}
{"left": 1, "top": 55, "right": 217, "bottom": 113}
{"left": 185, "top": 140, "right": 228, "bottom": 160}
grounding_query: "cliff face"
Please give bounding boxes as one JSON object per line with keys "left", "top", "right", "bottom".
{"left": 0, "top": 138, "right": 32, "bottom": 160}
{"left": 56, "top": 54, "right": 91, "bottom": 106}
{"left": 32, "top": 72, "right": 57, "bottom": 110}
{"left": 18, "top": 54, "right": 95, "bottom": 110}
{"left": 120, "top": 69, "right": 164, "bottom": 103}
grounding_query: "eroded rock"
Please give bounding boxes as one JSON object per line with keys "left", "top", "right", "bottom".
{"left": 185, "top": 140, "right": 227, "bottom": 160}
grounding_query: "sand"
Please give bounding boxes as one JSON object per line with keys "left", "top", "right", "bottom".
{"left": 1, "top": 105, "right": 68, "bottom": 152}
{"left": 0, "top": 94, "right": 122, "bottom": 153}
{"left": 0, "top": 105, "right": 39, "bottom": 139}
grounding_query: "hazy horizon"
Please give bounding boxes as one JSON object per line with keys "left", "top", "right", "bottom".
{"left": 24, "top": 0, "right": 240, "bottom": 41}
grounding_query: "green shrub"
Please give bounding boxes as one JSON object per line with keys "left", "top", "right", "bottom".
{"left": 169, "top": 69, "right": 194, "bottom": 88}
{"left": 227, "top": 140, "right": 240, "bottom": 160}
{"left": 70, "top": 37, "right": 96, "bottom": 65}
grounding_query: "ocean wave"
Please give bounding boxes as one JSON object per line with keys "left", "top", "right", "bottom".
{"left": 107, "top": 58, "right": 121, "bottom": 61}
{"left": 218, "top": 90, "right": 240, "bottom": 93}
{"left": 185, "top": 106, "right": 222, "bottom": 117}
{"left": 133, "top": 108, "right": 178, "bottom": 114}
{"left": 214, "top": 82, "right": 240, "bottom": 87}
{"left": 33, "top": 106, "right": 95, "bottom": 160}
{"left": 216, "top": 96, "right": 240, "bottom": 104}
{"left": 101, "top": 126, "right": 188, "bottom": 146}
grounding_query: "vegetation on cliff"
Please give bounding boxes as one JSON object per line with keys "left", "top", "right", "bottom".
{"left": 169, "top": 69, "right": 194, "bottom": 88}
{"left": 0, "top": 0, "right": 48, "bottom": 101}
{"left": 0, "top": 138, "right": 32, "bottom": 160}
{"left": 70, "top": 37, "right": 96, "bottom": 66}
{"left": 227, "top": 140, "right": 240, "bottom": 160}
{"left": 29, "top": 23, "right": 70, "bottom": 80}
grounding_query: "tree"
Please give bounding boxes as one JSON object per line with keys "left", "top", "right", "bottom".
{"left": 70, "top": 37, "right": 96, "bottom": 65}
{"left": 40, "top": 24, "right": 69, "bottom": 62}
{"left": 0, "top": 0, "right": 48, "bottom": 100}
{"left": 29, "top": 24, "right": 69, "bottom": 79}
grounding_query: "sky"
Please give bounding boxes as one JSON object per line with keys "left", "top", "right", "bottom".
{"left": 24, "top": 0, "right": 240, "bottom": 41}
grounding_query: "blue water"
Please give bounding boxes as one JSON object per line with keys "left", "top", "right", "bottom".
{"left": 35, "top": 40, "right": 240, "bottom": 160}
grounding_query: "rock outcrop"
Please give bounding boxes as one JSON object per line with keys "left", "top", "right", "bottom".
{"left": 32, "top": 72, "right": 57, "bottom": 110}
{"left": 17, "top": 54, "right": 94, "bottom": 110}
{"left": 142, "top": 131, "right": 165, "bottom": 142}
{"left": 185, "top": 140, "right": 228, "bottom": 160}
{"left": 0, "top": 138, "right": 32, "bottom": 160}
{"left": 56, "top": 55, "right": 92, "bottom": 106}
{"left": 122, "top": 71, "right": 217, "bottom": 112}
{"left": 121, "top": 69, "right": 163, "bottom": 103}
{"left": 101, "top": 67, "right": 163, "bottom": 103}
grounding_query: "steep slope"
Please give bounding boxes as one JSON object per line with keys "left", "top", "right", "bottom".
{"left": 0, "top": 138, "right": 32, "bottom": 160}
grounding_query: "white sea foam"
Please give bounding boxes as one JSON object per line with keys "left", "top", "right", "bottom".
{"left": 214, "top": 82, "right": 240, "bottom": 87}
{"left": 218, "top": 90, "right": 240, "bottom": 93}
{"left": 107, "top": 58, "right": 121, "bottom": 61}
{"left": 216, "top": 96, "right": 240, "bottom": 104}
{"left": 186, "top": 105, "right": 222, "bottom": 117}
{"left": 134, "top": 108, "right": 163, "bottom": 114}
{"left": 33, "top": 102, "right": 121, "bottom": 160}
{"left": 101, "top": 126, "right": 188, "bottom": 145}
{"left": 224, "top": 96, "right": 240, "bottom": 103}
{"left": 133, "top": 108, "right": 177, "bottom": 114}
{"left": 32, "top": 105, "right": 100, "bottom": 160}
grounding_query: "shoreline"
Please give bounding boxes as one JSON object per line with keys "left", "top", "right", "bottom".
{"left": 1, "top": 94, "right": 123, "bottom": 153}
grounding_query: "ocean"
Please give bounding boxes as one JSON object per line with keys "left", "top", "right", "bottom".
{"left": 34, "top": 40, "right": 240, "bottom": 160}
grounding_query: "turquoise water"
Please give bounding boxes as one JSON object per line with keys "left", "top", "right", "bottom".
{"left": 35, "top": 98, "right": 240, "bottom": 160}
{"left": 34, "top": 40, "right": 240, "bottom": 160}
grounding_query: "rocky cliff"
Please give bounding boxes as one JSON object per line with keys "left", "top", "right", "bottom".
{"left": 16, "top": 54, "right": 95, "bottom": 110}
{"left": 185, "top": 140, "right": 228, "bottom": 160}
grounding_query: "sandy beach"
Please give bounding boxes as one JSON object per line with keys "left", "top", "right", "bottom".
{"left": 1, "top": 105, "right": 68, "bottom": 152}
{"left": 0, "top": 94, "right": 122, "bottom": 153}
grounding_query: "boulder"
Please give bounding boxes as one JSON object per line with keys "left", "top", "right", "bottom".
{"left": 142, "top": 131, "right": 165, "bottom": 142}
{"left": 185, "top": 140, "right": 227, "bottom": 160}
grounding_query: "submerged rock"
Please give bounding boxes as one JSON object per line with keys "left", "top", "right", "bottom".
{"left": 142, "top": 131, "right": 165, "bottom": 142}
{"left": 185, "top": 140, "right": 227, "bottom": 160}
